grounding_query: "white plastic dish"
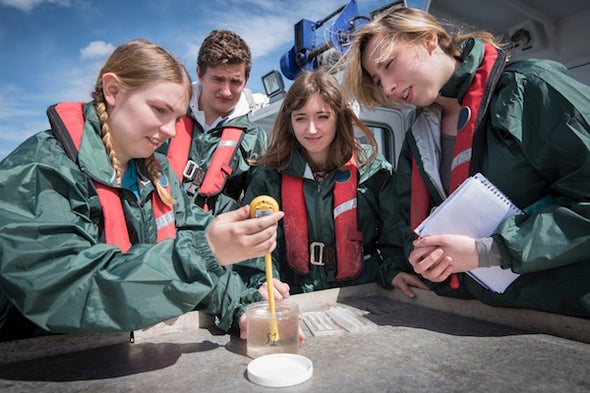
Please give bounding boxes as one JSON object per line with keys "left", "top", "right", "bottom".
{"left": 247, "top": 353, "right": 313, "bottom": 387}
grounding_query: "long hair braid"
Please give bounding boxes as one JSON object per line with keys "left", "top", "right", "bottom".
{"left": 92, "top": 100, "right": 125, "bottom": 184}
{"left": 145, "top": 155, "right": 175, "bottom": 206}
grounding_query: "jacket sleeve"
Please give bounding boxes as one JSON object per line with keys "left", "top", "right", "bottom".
{"left": 198, "top": 265, "right": 264, "bottom": 332}
{"left": 378, "top": 138, "right": 422, "bottom": 285}
{"left": 492, "top": 65, "right": 590, "bottom": 273}
{"left": 359, "top": 154, "right": 414, "bottom": 289}
{"left": 0, "top": 134, "right": 226, "bottom": 333}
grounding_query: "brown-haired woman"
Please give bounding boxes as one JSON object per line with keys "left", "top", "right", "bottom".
{"left": 237, "top": 69, "right": 402, "bottom": 303}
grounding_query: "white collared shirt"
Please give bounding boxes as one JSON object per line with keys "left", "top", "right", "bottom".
{"left": 188, "top": 81, "right": 253, "bottom": 132}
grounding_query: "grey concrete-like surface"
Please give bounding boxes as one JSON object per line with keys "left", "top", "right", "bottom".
{"left": 1, "top": 284, "right": 588, "bottom": 393}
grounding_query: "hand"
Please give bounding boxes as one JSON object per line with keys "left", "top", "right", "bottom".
{"left": 238, "top": 311, "right": 306, "bottom": 345}
{"left": 409, "top": 234, "right": 478, "bottom": 282}
{"left": 258, "top": 279, "right": 291, "bottom": 301}
{"left": 391, "top": 272, "right": 430, "bottom": 298}
{"left": 206, "top": 205, "right": 284, "bottom": 266}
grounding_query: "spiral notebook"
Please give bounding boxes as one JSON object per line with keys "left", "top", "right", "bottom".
{"left": 414, "top": 173, "right": 522, "bottom": 293}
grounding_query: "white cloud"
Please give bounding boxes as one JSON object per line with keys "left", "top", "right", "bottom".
{"left": 239, "top": 16, "right": 292, "bottom": 58}
{"left": 80, "top": 40, "right": 115, "bottom": 60}
{"left": 0, "top": 85, "right": 36, "bottom": 120}
{"left": 0, "top": 0, "right": 43, "bottom": 12}
{"left": 0, "top": 0, "right": 70, "bottom": 12}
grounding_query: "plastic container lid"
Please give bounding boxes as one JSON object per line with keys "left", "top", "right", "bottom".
{"left": 247, "top": 353, "right": 313, "bottom": 387}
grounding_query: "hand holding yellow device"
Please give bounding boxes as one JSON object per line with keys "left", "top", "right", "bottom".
{"left": 249, "top": 195, "right": 280, "bottom": 344}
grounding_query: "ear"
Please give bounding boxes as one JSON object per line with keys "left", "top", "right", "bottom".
{"left": 424, "top": 32, "right": 439, "bottom": 54}
{"left": 196, "top": 65, "right": 204, "bottom": 81}
{"left": 101, "top": 72, "right": 121, "bottom": 107}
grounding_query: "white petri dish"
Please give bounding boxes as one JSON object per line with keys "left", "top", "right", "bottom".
{"left": 247, "top": 353, "right": 313, "bottom": 387}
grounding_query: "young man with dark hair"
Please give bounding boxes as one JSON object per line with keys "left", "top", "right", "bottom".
{"left": 163, "top": 30, "right": 268, "bottom": 215}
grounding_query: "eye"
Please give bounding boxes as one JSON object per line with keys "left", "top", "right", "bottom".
{"left": 385, "top": 59, "right": 393, "bottom": 69}
{"left": 153, "top": 106, "right": 167, "bottom": 115}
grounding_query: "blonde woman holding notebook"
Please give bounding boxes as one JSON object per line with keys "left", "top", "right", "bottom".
{"left": 342, "top": 7, "right": 590, "bottom": 318}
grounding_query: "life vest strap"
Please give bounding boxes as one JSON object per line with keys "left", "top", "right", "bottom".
{"left": 168, "top": 116, "right": 194, "bottom": 181}
{"left": 167, "top": 119, "right": 245, "bottom": 211}
{"left": 198, "top": 127, "right": 244, "bottom": 197}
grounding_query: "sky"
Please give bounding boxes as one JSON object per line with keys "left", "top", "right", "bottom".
{"left": 0, "top": 0, "right": 393, "bottom": 161}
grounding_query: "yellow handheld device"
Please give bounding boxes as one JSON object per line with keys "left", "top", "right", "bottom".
{"left": 249, "top": 195, "right": 280, "bottom": 344}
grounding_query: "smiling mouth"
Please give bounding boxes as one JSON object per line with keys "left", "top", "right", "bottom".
{"left": 401, "top": 87, "right": 411, "bottom": 101}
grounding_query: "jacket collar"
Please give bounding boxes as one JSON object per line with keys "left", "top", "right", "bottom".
{"left": 280, "top": 147, "right": 316, "bottom": 180}
{"left": 188, "top": 81, "right": 252, "bottom": 131}
{"left": 439, "top": 38, "right": 485, "bottom": 103}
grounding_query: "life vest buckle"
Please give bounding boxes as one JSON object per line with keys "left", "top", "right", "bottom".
{"left": 183, "top": 160, "right": 199, "bottom": 181}
{"left": 309, "top": 242, "right": 325, "bottom": 266}
{"left": 183, "top": 160, "right": 206, "bottom": 196}
{"left": 324, "top": 246, "right": 337, "bottom": 282}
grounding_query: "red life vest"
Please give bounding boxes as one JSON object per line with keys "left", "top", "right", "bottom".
{"left": 167, "top": 116, "right": 244, "bottom": 211}
{"left": 281, "top": 158, "right": 363, "bottom": 280}
{"left": 409, "top": 43, "right": 505, "bottom": 288}
{"left": 410, "top": 43, "right": 505, "bottom": 228}
{"left": 47, "top": 102, "right": 176, "bottom": 253}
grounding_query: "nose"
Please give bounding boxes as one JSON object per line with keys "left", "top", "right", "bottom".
{"left": 220, "top": 81, "right": 232, "bottom": 97}
{"left": 307, "top": 120, "right": 318, "bottom": 134}
{"left": 381, "top": 75, "right": 396, "bottom": 97}
{"left": 161, "top": 119, "right": 177, "bottom": 139}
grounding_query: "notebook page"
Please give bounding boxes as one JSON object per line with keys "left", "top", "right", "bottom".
{"left": 415, "top": 174, "right": 522, "bottom": 238}
{"left": 467, "top": 266, "right": 520, "bottom": 293}
{"left": 414, "top": 173, "right": 522, "bottom": 293}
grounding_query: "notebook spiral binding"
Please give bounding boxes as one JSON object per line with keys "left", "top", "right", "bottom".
{"left": 473, "top": 173, "right": 521, "bottom": 215}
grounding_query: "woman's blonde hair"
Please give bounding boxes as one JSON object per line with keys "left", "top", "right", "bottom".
{"left": 91, "top": 39, "right": 192, "bottom": 206}
{"left": 342, "top": 6, "right": 504, "bottom": 109}
{"left": 254, "top": 68, "right": 377, "bottom": 172}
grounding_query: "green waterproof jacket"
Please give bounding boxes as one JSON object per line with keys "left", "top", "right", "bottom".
{"left": 0, "top": 102, "right": 261, "bottom": 341}
{"left": 395, "top": 39, "right": 590, "bottom": 317}
{"left": 160, "top": 110, "right": 268, "bottom": 216}
{"left": 237, "top": 146, "right": 400, "bottom": 294}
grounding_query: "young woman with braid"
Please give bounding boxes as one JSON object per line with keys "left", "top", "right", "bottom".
{"left": 0, "top": 39, "right": 283, "bottom": 341}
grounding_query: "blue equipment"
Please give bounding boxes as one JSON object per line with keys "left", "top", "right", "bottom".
{"left": 279, "top": 0, "right": 371, "bottom": 80}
